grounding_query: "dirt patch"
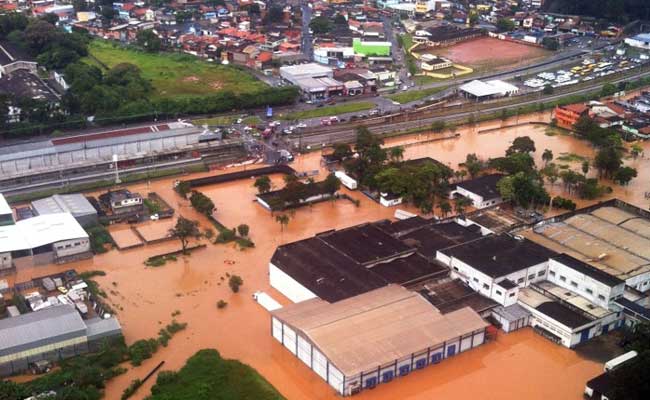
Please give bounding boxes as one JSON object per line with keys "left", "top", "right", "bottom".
{"left": 110, "top": 227, "right": 144, "bottom": 250}
{"left": 210, "top": 81, "right": 224, "bottom": 90}
{"left": 433, "top": 37, "right": 550, "bottom": 69}
{"left": 182, "top": 76, "right": 200, "bottom": 82}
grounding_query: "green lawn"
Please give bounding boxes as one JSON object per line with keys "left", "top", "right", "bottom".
{"left": 194, "top": 115, "right": 262, "bottom": 126}
{"left": 386, "top": 86, "right": 447, "bottom": 104}
{"left": 281, "top": 101, "right": 375, "bottom": 120}
{"left": 85, "top": 40, "right": 267, "bottom": 99}
{"left": 147, "top": 349, "right": 285, "bottom": 400}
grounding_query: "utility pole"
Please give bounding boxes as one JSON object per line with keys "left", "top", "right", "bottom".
{"left": 113, "top": 154, "right": 121, "bottom": 184}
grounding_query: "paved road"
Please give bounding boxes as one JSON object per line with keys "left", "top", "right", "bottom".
{"left": 301, "top": 1, "right": 313, "bottom": 61}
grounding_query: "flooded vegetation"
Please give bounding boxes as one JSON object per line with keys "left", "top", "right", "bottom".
{"left": 9, "top": 112, "right": 649, "bottom": 399}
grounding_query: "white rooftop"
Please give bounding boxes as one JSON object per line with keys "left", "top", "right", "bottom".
{"left": 280, "top": 63, "right": 333, "bottom": 76}
{"left": 0, "top": 213, "right": 88, "bottom": 253}
{"left": 0, "top": 194, "right": 10, "bottom": 216}
{"left": 460, "top": 79, "right": 519, "bottom": 97}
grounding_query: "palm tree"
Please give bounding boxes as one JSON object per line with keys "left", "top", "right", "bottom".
{"left": 542, "top": 149, "right": 553, "bottom": 166}
{"left": 389, "top": 146, "right": 405, "bottom": 162}
{"left": 275, "top": 214, "right": 290, "bottom": 232}
{"left": 438, "top": 201, "right": 452, "bottom": 218}
{"left": 454, "top": 197, "right": 470, "bottom": 215}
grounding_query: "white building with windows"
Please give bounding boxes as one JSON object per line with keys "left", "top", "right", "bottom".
{"left": 436, "top": 234, "right": 555, "bottom": 307}
{"left": 450, "top": 174, "right": 505, "bottom": 209}
{"left": 271, "top": 285, "right": 488, "bottom": 396}
{"left": 0, "top": 195, "right": 91, "bottom": 270}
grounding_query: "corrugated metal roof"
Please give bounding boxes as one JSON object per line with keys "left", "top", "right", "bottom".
{"left": 85, "top": 317, "right": 122, "bottom": 341}
{"left": 0, "top": 212, "right": 88, "bottom": 253}
{"left": 272, "top": 285, "right": 488, "bottom": 376}
{"left": 0, "top": 305, "right": 86, "bottom": 355}
{"left": 32, "top": 194, "right": 97, "bottom": 218}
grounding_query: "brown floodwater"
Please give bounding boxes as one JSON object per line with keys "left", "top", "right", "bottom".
{"left": 9, "top": 112, "right": 650, "bottom": 399}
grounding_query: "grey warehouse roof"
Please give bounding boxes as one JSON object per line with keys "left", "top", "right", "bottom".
{"left": 85, "top": 317, "right": 122, "bottom": 341}
{"left": 32, "top": 194, "right": 98, "bottom": 218}
{"left": 0, "top": 305, "right": 86, "bottom": 356}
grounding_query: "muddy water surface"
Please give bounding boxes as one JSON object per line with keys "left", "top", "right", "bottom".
{"left": 12, "top": 113, "right": 650, "bottom": 399}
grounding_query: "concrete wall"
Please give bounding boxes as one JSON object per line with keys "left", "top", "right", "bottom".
{"left": 54, "top": 238, "right": 91, "bottom": 258}
{"left": 269, "top": 263, "right": 318, "bottom": 303}
{"left": 272, "top": 315, "right": 487, "bottom": 396}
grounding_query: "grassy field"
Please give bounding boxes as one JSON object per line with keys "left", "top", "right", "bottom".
{"left": 386, "top": 86, "right": 447, "bottom": 104}
{"left": 281, "top": 101, "right": 375, "bottom": 120}
{"left": 148, "top": 349, "right": 285, "bottom": 400}
{"left": 85, "top": 40, "right": 267, "bottom": 99}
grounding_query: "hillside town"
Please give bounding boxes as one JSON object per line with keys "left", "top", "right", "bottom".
{"left": 0, "top": 1, "right": 650, "bottom": 400}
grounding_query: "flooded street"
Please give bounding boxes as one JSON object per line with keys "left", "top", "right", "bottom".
{"left": 11, "top": 112, "right": 650, "bottom": 399}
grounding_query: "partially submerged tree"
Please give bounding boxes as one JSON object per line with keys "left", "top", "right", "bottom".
{"left": 275, "top": 214, "right": 290, "bottom": 232}
{"left": 228, "top": 275, "right": 243, "bottom": 293}
{"left": 253, "top": 175, "right": 271, "bottom": 194}
{"left": 169, "top": 217, "right": 201, "bottom": 254}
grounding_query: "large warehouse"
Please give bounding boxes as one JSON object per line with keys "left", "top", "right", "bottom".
{"left": 271, "top": 285, "right": 488, "bottom": 396}
{"left": 31, "top": 194, "right": 98, "bottom": 227}
{"left": 0, "top": 194, "right": 91, "bottom": 270}
{"left": 0, "top": 305, "right": 122, "bottom": 376}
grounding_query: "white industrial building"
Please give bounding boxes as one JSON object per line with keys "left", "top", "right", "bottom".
{"left": 450, "top": 173, "right": 505, "bottom": 209}
{"left": 279, "top": 63, "right": 344, "bottom": 100}
{"left": 624, "top": 33, "right": 650, "bottom": 50}
{"left": 459, "top": 80, "right": 519, "bottom": 100}
{"left": 0, "top": 122, "right": 202, "bottom": 178}
{"left": 436, "top": 234, "right": 556, "bottom": 307}
{"left": 271, "top": 285, "right": 488, "bottom": 396}
{"left": 0, "top": 194, "right": 91, "bottom": 270}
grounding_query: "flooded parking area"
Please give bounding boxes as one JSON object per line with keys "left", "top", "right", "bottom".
{"left": 9, "top": 113, "right": 650, "bottom": 399}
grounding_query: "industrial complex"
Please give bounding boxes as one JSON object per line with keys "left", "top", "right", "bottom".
{"left": 268, "top": 199, "right": 650, "bottom": 395}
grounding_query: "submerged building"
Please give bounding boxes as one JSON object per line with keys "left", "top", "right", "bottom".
{"left": 271, "top": 285, "right": 488, "bottom": 396}
{"left": 0, "top": 305, "right": 122, "bottom": 376}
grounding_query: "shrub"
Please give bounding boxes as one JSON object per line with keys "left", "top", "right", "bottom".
{"left": 216, "top": 228, "right": 236, "bottom": 243}
{"left": 121, "top": 379, "right": 142, "bottom": 400}
{"left": 228, "top": 275, "right": 243, "bottom": 293}
{"left": 236, "top": 238, "right": 255, "bottom": 249}
{"left": 552, "top": 196, "right": 577, "bottom": 211}
{"left": 217, "top": 300, "right": 228, "bottom": 309}
{"left": 128, "top": 338, "right": 159, "bottom": 366}
{"left": 174, "top": 181, "right": 191, "bottom": 198}
{"left": 237, "top": 224, "right": 249, "bottom": 237}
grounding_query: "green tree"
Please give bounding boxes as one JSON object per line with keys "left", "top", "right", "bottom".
{"left": 542, "top": 37, "right": 559, "bottom": 51}
{"left": 275, "top": 214, "right": 290, "bottom": 232}
{"left": 438, "top": 201, "right": 452, "bottom": 217}
{"left": 136, "top": 29, "right": 161, "bottom": 52}
{"left": 237, "top": 224, "right": 249, "bottom": 237}
{"left": 322, "top": 173, "right": 341, "bottom": 195}
{"left": 169, "top": 217, "right": 201, "bottom": 254}
{"left": 542, "top": 149, "right": 553, "bottom": 166}
{"left": 389, "top": 146, "right": 405, "bottom": 162}
{"left": 497, "top": 172, "right": 549, "bottom": 209}
{"left": 594, "top": 146, "right": 623, "bottom": 178}
{"left": 613, "top": 166, "right": 637, "bottom": 185}
{"left": 431, "top": 120, "right": 446, "bottom": 133}
{"left": 630, "top": 144, "right": 643, "bottom": 159}
{"left": 189, "top": 191, "right": 215, "bottom": 215}
{"left": 507, "top": 136, "right": 536, "bottom": 155}
{"left": 601, "top": 82, "right": 618, "bottom": 97}
{"left": 309, "top": 16, "right": 332, "bottom": 34}
{"left": 228, "top": 275, "right": 243, "bottom": 293}
{"left": 332, "top": 143, "right": 352, "bottom": 161}
{"left": 468, "top": 11, "right": 479, "bottom": 26}
{"left": 419, "top": 199, "right": 434, "bottom": 215}
{"left": 496, "top": 18, "right": 515, "bottom": 32}
{"left": 462, "top": 153, "right": 484, "bottom": 178}
{"left": 453, "top": 197, "right": 471, "bottom": 215}
{"left": 543, "top": 84, "right": 554, "bottom": 95}
{"left": 253, "top": 175, "right": 271, "bottom": 194}
{"left": 581, "top": 160, "right": 590, "bottom": 177}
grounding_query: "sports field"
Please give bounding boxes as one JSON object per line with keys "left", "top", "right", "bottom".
{"left": 85, "top": 40, "right": 268, "bottom": 99}
{"left": 432, "top": 37, "right": 550, "bottom": 70}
